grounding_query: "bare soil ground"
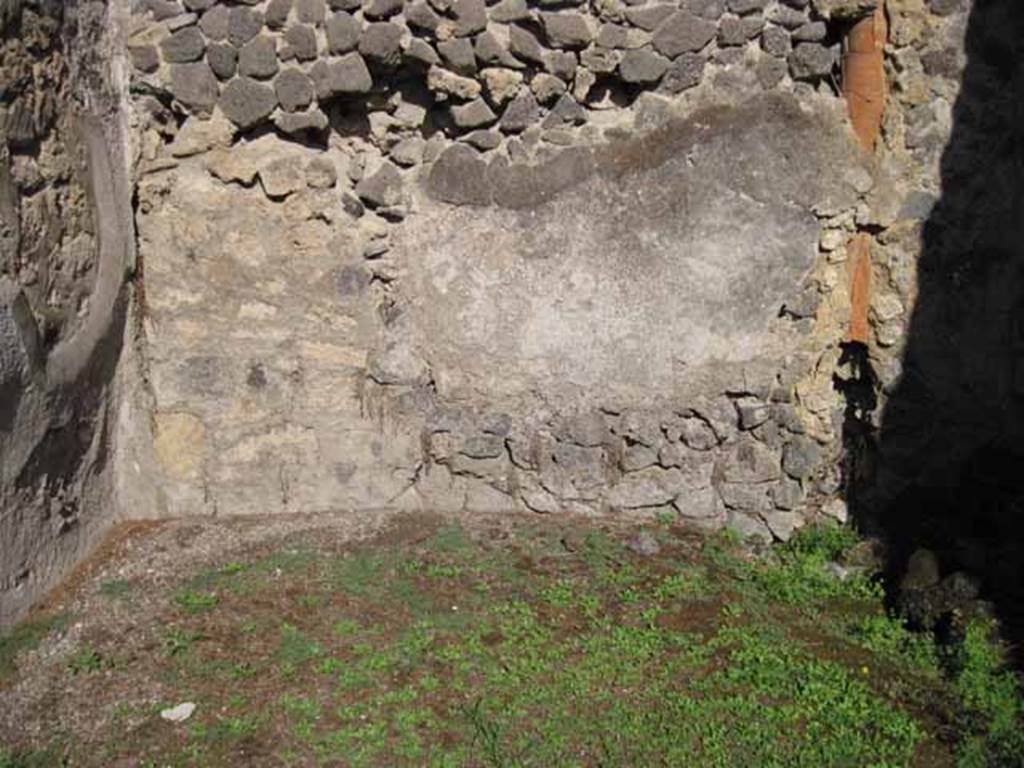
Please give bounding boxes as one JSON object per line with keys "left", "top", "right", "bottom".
{"left": 0, "top": 510, "right": 1019, "bottom": 767}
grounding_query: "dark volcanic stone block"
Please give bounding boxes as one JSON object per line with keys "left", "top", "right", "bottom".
{"left": 284, "top": 25, "right": 319, "bottom": 61}
{"left": 326, "top": 11, "right": 361, "bottom": 53}
{"left": 275, "top": 68, "right": 316, "bottom": 111}
{"left": 266, "top": 0, "right": 293, "bottom": 28}
{"left": 438, "top": 38, "right": 477, "bottom": 75}
{"left": 761, "top": 25, "right": 791, "bottom": 57}
{"left": 161, "top": 26, "right": 206, "bottom": 63}
{"left": 238, "top": 35, "right": 279, "bottom": 78}
{"left": 228, "top": 7, "right": 263, "bottom": 47}
{"left": 207, "top": 41, "right": 238, "bottom": 80}
{"left": 310, "top": 53, "right": 373, "bottom": 97}
{"left": 199, "top": 5, "right": 229, "bottom": 40}
{"left": 296, "top": 0, "right": 327, "bottom": 23}
{"left": 220, "top": 76, "right": 279, "bottom": 128}
{"left": 788, "top": 42, "right": 835, "bottom": 79}
{"left": 364, "top": 0, "right": 404, "bottom": 19}
{"left": 727, "top": 0, "right": 767, "bottom": 13}
{"left": 659, "top": 52, "right": 706, "bottom": 93}
{"left": 358, "top": 23, "right": 403, "bottom": 66}
{"left": 652, "top": 12, "right": 716, "bottom": 57}
{"left": 452, "top": 0, "right": 487, "bottom": 36}
{"left": 498, "top": 90, "right": 540, "bottom": 133}
{"left": 619, "top": 48, "right": 669, "bottom": 83}
{"left": 169, "top": 61, "right": 219, "bottom": 114}
{"left": 129, "top": 44, "right": 160, "bottom": 73}
{"left": 541, "top": 12, "right": 594, "bottom": 49}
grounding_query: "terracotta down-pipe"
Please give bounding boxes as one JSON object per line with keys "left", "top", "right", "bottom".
{"left": 843, "top": 5, "right": 887, "bottom": 153}
{"left": 842, "top": 4, "right": 887, "bottom": 344}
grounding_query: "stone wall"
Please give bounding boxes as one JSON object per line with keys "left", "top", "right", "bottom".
{"left": 0, "top": 0, "right": 134, "bottom": 627}
{"left": 1, "top": 0, "right": 989, "bottom": 629}
{"left": 119, "top": 0, "right": 881, "bottom": 542}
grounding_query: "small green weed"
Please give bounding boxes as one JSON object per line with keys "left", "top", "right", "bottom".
{"left": 175, "top": 590, "right": 220, "bottom": 614}
{"left": 653, "top": 509, "right": 678, "bottom": 527}
{"left": 744, "top": 523, "right": 882, "bottom": 605}
{"left": 0, "top": 612, "right": 70, "bottom": 682}
{"left": 163, "top": 627, "right": 204, "bottom": 657}
{"left": 259, "top": 549, "right": 317, "bottom": 574}
{"left": 849, "top": 613, "right": 939, "bottom": 672}
{"left": 229, "top": 662, "right": 257, "bottom": 679}
{"left": 277, "top": 622, "right": 322, "bottom": 668}
{"left": 192, "top": 714, "right": 262, "bottom": 744}
{"left": 426, "top": 523, "right": 474, "bottom": 556}
{"left": 652, "top": 568, "right": 708, "bottom": 602}
{"left": 67, "top": 644, "right": 105, "bottom": 675}
{"left": 239, "top": 619, "right": 258, "bottom": 634}
{"left": 332, "top": 552, "right": 391, "bottom": 598}
{"left": 11, "top": 519, "right": 1024, "bottom": 767}
{"left": 0, "top": 745, "right": 64, "bottom": 768}
{"left": 98, "top": 580, "right": 133, "bottom": 600}
{"left": 332, "top": 619, "right": 360, "bottom": 636}
{"left": 424, "top": 563, "right": 463, "bottom": 579}
{"left": 954, "top": 619, "right": 1024, "bottom": 767}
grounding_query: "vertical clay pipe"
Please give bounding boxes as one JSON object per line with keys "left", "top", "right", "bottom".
{"left": 842, "top": 4, "right": 887, "bottom": 153}
{"left": 842, "top": 4, "right": 886, "bottom": 344}
{"left": 847, "top": 233, "right": 874, "bottom": 344}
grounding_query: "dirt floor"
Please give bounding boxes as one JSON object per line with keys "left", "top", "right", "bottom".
{"left": 0, "top": 510, "right": 1021, "bottom": 767}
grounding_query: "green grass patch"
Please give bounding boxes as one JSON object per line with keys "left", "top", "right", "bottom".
{"left": 953, "top": 619, "right": 1024, "bottom": 767}
{"left": 0, "top": 612, "right": 70, "bottom": 683}
{"left": 163, "top": 627, "right": 204, "bottom": 657}
{"left": 174, "top": 590, "right": 220, "bottom": 614}
{"left": 67, "top": 644, "right": 105, "bottom": 675}
{"left": 849, "top": 613, "right": 940, "bottom": 673}
{"left": 98, "top": 580, "right": 133, "bottom": 600}
{"left": 6, "top": 519, "right": 1024, "bottom": 766}
{"left": 705, "top": 521, "right": 884, "bottom": 607}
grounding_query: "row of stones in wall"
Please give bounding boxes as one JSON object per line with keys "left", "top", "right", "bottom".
{"left": 131, "top": 0, "right": 840, "bottom": 145}
{"left": 411, "top": 393, "right": 841, "bottom": 542}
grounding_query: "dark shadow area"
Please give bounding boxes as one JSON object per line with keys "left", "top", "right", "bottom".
{"left": 850, "top": 0, "right": 1024, "bottom": 661}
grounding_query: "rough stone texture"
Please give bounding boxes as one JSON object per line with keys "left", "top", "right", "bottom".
{"left": 207, "top": 42, "right": 238, "bottom": 80}
{"left": 438, "top": 38, "right": 477, "bottom": 75}
{"left": 161, "top": 26, "right": 206, "bottom": 63}
{"left": 416, "top": 96, "right": 857, "bottom": 418}
{"left": 452, "top": 0, "right": 487, "bottom": 36}
{"left": 275, "top": 68, "right": 316, "bottom": 111}
{"left": 451, "top": 98, "right": 497, "bottom": 128}
{"left": 228, "top": 6, "right": 263, "bottom": 47}
{"left": 789, "top": 42, "right": 836, "bottom": 79}
{"left": 266, "top": 0, "right": 293, "bottom": 28}
{"left": 662, "top": 53, "right": 707, "bottom": 94}
{"left": 297, "top": 0, "right": 328, "bottom": 23}
{"left": 121, "top": 86, "right": 862, "bottom": 534}
{"left": 427, "top": 65, "right": 481, "bottom": 99}
{"left": 358, "top": 22, "right": 403, "bottom": 66}
{"left": 133, "top": 145, "right": 420, "bottom": 519}
{"left": 170, "top": 62, "right": 220, "bottom": 115}
{"left": 0, "top": 2, "right": 133, "bottom": 629}
{"left": 2, "top": 0, "right": 981, "bottom": 630}
{"left": 220, "top": 77, "right": 279, "bottom": 128}
{"left": 652, "top": 12, "right": 716, "bottom": 58}
{"left": 199, "top": 5, "right": 229, "bottom": 39}
{"left": 619, "top": 49, "right": 669, "bottom": 83}
{"left": 541, "top": 12, "right": 594, "bottom": 49}
{"left": 499, "top": 91, "right": 540, "bottom": 132}
{"left": 238, "top": 35, "right": 279, "bottom": 79}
